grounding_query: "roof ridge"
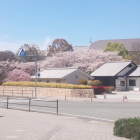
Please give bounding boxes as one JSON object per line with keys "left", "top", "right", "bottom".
{"left": 94, "top": 38, "right": 140, "bottom": 42}
{"left": 107, "top": 61, "right": 131, "bottom": 63}
{"left": 46, "top": 67, "right": 79, "bottom": 70}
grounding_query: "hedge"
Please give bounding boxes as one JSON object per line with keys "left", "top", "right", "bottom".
{"left": 88, "top": 80, "right": 101, "bottom": 86}
{"left": 2, "top": 81, "right": 92, "bottom": 89}
{"left": 78, "top": 79, "right": 87, "bottom": 85}
{"left": 91, "top": 86, "right": 115, "bottom": 94}
{"left": 114, "top": 117, "right": 140, "bottom": 140}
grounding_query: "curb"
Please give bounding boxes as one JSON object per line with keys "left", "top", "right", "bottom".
{"left": 59, "top": 112, "right": 115, "bottom": 123}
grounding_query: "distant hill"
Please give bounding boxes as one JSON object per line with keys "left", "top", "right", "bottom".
{"left": 89, "top": 38, "right": 140, "bottom": 51}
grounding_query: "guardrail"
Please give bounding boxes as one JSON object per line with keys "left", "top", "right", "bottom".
{"left": 0, "top": 95, "right": 58, "bottom": 114}
{"left": 0, "top": 90, "right": 34, "bottom": 98}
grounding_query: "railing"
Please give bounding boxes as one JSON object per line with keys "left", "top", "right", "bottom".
{"left": 0, "top": 95, "right": 58, "bottom": 114}
{"left": 0, "top": 90, "right": 34, "bottom": 98}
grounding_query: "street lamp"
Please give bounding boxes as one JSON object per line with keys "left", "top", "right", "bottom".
{"left": 19, "top": 49, "right": 38, "bottom": 98}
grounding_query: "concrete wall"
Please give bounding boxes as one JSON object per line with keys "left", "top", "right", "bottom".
{"left": 0, "top": 86, "right": 94, "bottom": 98}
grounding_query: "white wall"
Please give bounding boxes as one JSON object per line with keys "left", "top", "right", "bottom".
{"left": 127, "top": 77, "right": 140, "bottom": 91}
{"left": 37, "top": 78, "right": 65, "bottom": 83}
{"left": 35, "top": 70, "right": 91, "bottom": 85}
{"left": 116, "top": 77, "right": 140, "bottom": 91}
{"left": 65, "top": 71, "right": 90, "bottom": 85}
{"left": 116, "top": 78, "right": 126, "bottom": 91}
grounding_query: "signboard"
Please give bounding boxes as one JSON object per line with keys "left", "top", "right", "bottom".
{"left": 37, "top": 73, "right": 40, "bottom": 77}
{"left": 19, "top": 49, "right": 26, "bottom": 58}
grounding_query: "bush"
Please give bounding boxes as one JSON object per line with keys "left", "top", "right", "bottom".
{"left": 78, "top": 79, "right": 87, "bottom": 85}
{"left": 91, "top": 86, "right": 115, "bottom": 94}
{"left": 89, "top": 80, "right": 101, "bottom": 86}
{"left": 114, "top": 117, "right": 140, "bottom": 140}
{"left": 92, "top": 86, "right": 105, "bottom": 94}
{"left": 108, "top": 86, "right": 115, "bottom": 92}
{"left": 2, "top": 81, "right": 92, "bottom": 89}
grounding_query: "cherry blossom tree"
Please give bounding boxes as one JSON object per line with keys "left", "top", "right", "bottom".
{"left": 16, "top": 62, "right": 35, "bottom": 75}
{"left": 4, "top": 69, "right": 30, "bottom": 82}
{"left": 40, "top": 49, "right": 122, "bottom": 73}
{"left": 0, "top": 49, "right": 122, "bottom": 84}
{"left": 0, "top": 61, "right": 34, "bottom": 83}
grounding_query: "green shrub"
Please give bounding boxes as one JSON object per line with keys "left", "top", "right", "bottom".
{"left": 78, "top": 79, "right": 87, "bottom": 85}
{"left": 2, "top": 81, "right": 92, "bottom": 89}
{"left": 108, "top": 86, "right": 115, "bottom": 92}
{"left": 114, "top": 117, "right": 140, "bottom": 140}
{"left": 88, "top": 80, "right": 101, "bottom": 86}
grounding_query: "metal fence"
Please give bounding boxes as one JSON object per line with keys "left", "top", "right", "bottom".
{"left": 0, "top": 95, "right": 58, "bottom": 114}
{"left": 0, "top": 90, "right": 34, "bottom": 98}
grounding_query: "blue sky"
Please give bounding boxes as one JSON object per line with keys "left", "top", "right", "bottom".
{"left": 0, "top": 0, "right": 140, "bottom": 52}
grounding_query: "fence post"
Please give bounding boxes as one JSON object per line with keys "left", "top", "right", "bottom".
{"left": 91, "top": 94, "right": 92, "bottom": 101}
{"left": 7, "top": 96, "right": 9, "bottom": 109}
{"left": 57, "top": 100, "right": 58, "bottom": 115}
{"left": 32, "top": 90, "right": 33, "bottom": 98}
{"left": 29, "top": 98, "right": 31, "bottom": 112}
{"left": 104, "top": 94, "right": 106, "bottom": 99}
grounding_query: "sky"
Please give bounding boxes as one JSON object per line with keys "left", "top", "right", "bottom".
{"left": 0, "top": 0, "right": 140, "bottom": 52}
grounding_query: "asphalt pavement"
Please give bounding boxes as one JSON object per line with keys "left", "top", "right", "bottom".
{"left": 1, "top": 95, "right": 140, "bottom": 122}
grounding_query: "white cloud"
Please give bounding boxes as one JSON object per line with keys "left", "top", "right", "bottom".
{"left": 39, "top": 37, "right": 54, "bottom": 50}
{"left": 0, "top": 37, "right": 54, "bottom": 53}
{"left": 0, "top": 42, "right": 21, "bottom": 53}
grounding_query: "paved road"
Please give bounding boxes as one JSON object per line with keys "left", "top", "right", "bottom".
{"left": 1, "top": 96, "right": 140, "bottom": 121}
{"left": 59, "top": 101, "right": 140, "bottom": 121}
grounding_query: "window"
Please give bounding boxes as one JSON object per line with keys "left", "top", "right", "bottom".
{"left": 75, "top": 75, "right": 78, "bottom": 78}
{"left": 120, "top": 81, "right": 125, "bottom": 86}
{"left": 129, "top": 80, "right": 136, "bottom": 86}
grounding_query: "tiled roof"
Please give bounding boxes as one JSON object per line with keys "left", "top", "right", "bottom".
{"left": 90, "top": 61, "right": 132, "bottom": 77}
{"left": 31, "top": 67, "right": 93, "bottom": 79}
{"left": 89, "top": 38, "right": 140, "bottom": 51}
{"left": 128, "top": 66, "right": 140, "bottom": 77}
{"left": 32, "top": 67, "right": 77, "bottom": 79}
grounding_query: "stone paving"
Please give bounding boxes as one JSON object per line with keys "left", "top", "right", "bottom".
{"left": 0, "top": 108, "right": 129, "bottom": 140}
